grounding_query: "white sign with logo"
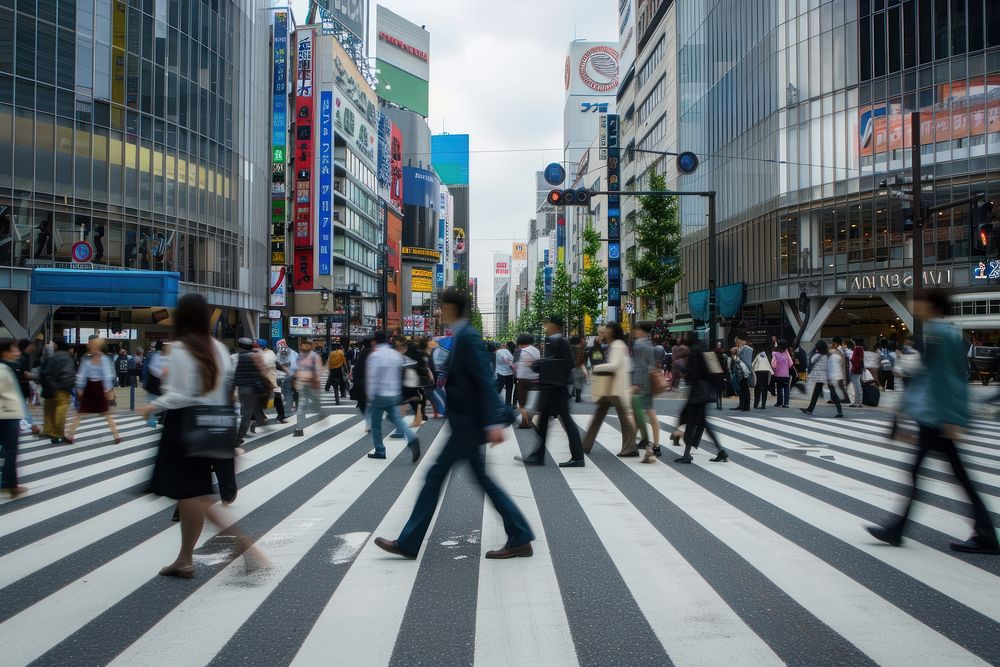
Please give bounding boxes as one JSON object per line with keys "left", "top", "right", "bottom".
{"left": 290, "top": 316, "right": 313, "bottom": 335}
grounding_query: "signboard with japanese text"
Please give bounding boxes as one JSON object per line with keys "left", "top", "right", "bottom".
{"left": 318, "top": 91, "right": 333, "bottom": 275}
{"left": 411, "top": 266, "right": 434, "bottom": 293}
{"left": 294, "top": 31, "right": 314, "bottom": 252}
{"left": 606, "top": 113, "right": 621, "bottom": 309}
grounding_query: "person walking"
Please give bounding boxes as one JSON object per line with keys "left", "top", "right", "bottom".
{"left": 849, "top": 340, "right": 865, "bottom": 408}
{"left": 867, "top": 291, "right": 999, "bottom": 554}
{"left": 349, "top": 336, "right": 375, "bottom": 430}
{"left": 38, "top": 339, "right": 75, "bottom": 443}
{"left": 256, "top": 339, "right": 286, "bottom": 424}
{"left": 233, "top": 338, "right": 265, "bottom": 444}
{"left": 631, "top": 322, "right": 662, "bottom": 460}
{"left": 14, "top": 339, "right": 39, "bottom": 436}
{"left": 800, "top": 340, "right": 837, "bottom": 415}
{"left": 65, "top": 337, "right": 121, "bottom": 445}
{"left": 0, "top": 339, "right": 28, "bottom": 497}
{"left": 143, "top": 341, "right": 166, "bottom": 427}
{"left": 325, "top": 343, "right": 348, "bottom": 403}
{"left": 293, "top": 340, "right": 323, "bottom": 437}
{"left": 516, "top": 315, "right": 584, "bottom": 467}
{"left": 495, "top": 341, "right": 515, "bottom": 406}
{"left": 826, "top": 337, "right": 848, "bottom": 418}
{"left": 771, "top": 339, "right": 794, "bottom": 408}
{"left": 138, "top": 293, "right": 266, "bottom": 578}
{"left": 670, "top": 339, "right": 690, "bottom": 390}
{"left": 513, "top": 333, "right": 540, "bottom": 429}
{"left": 275, "top": 340, "right": 298, "bottom": 414}
{"left": 752, "top": 350, "right": 772, "bottom": 409}
{"left": 581, "top": 321, "right": 638, "bottom": 457}
{"left": 732, "top": 333, "right": 754, "bottom": 411}
{"left": 374, "top": 288, "right": 533, "bottom": 560}
{"left": 364, "top": 331, "right": 421, "bottom": 461}
{"left": 671, "top": 342, "right": 729, "bottom": 464}
{"left": 115, "top": 348, "right": 131, "bottom": 389}
{"left": 571, "top": 336, "right": 589, "bottom": 403}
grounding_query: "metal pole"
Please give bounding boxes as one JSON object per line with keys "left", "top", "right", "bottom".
{"left": 707, "top": 192, "right": 717, "bottom": 346}
{"left": 910, "top": 111, "right": 923, "bottom": 342}
{"left": 325, "top": 314, "right": 331, "bottom": 354}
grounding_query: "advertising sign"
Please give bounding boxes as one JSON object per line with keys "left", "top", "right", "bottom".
{"left": 606, "top": 113, "right": 621, "bottom": 309}
{"left": 377, "top": 113, "right": 391, "bottom": 189}
{"left": 453, "top": 227, "right": 466, "bottom": 255}
{"left": 403, "top": 167, "right": 439, "bottom": 208}
{"left": 293, "top": 249, "right": 313, "bottom": 291}
{"left": 401, "top": 246, "right": 441, "bottom": 262}
{"left": 272, "top": 12, "right": 288, "bottom": 149}
{"left": 495, "top": 260, "right": 510, "bottom": 276}
{"left": 322, "top": 0, "right": 366, "bottom": 40}
{"left": 270, "top": 319, "right": 283, "bottom": 344}
{"left": 270, "top": 266, "right": 287, "bottom": 307}
{"left": 318, "top": 91, "right": 333, "bottom": 276}
{"left": 556, "top": 214, "right": 566, "bottom": 263}
{"left": 411, "top": 266, "right": 434, "bottom": 293}
{"left": 271, "top": 234, "right": 285, "bottom": 266}
{"left": 512, "top": 242, "right": 527, "bottom": 261}
{"left": 565, "top": 42, "right": 620, "bottom": 95}
{"left": 375, "top": 6, "right": 430, "bottom": 117}
{"left": 289, "top": 315, "right": 314, "bottom": 335}
{"left": 294, "top": 31, "right": 314, "bottom": 252}
{"left": 973, "top": 260, "right": 1000, "bottom": 281}
{"left": 390, "top": 123, "right": 404, "bottom": 209}
{"left": 437, "top": 195, "right": 446, "bottom": 289}
{"left": 332, "top": 41, "right": 379, "bottom": 169}
{"left": 431, "top": 134, "right": 470, "bottom": 186}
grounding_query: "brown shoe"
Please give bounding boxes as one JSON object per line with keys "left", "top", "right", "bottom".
{"left": 374, "top": 537, "right": 417, "bottom": 559}
{"left": 485, "top": 541, "right": 533, "bottom": 559}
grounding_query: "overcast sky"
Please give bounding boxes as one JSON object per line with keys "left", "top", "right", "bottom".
{"left": 289, "top": 0, "right": 618, "bottom": 328}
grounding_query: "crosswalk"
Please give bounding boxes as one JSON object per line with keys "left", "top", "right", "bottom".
{"left": 1, "top": 392, "right": 1000, "bottom": 665}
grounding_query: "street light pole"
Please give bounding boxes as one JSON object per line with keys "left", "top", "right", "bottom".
{"left": 910, "top": 111, "right": 924, "bottom": 342}
{"left": 707, "top": 191, "right": 717, "bottom": 346}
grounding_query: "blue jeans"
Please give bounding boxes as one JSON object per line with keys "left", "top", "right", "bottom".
{"left": 369, "top": 395, "right": 416, "bottom": 454}
{"left": 775, "top": 376, "right": 790, "bottom": 406}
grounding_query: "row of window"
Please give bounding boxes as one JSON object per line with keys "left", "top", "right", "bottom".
{"left": 335, "top": 205, "right": 379, "bottom": 246}
{"left": 337, "top": 148, "right": 377, "bottom": 194}
{"left": 636, "top": 35, "right": 666, "bottom": 90}
{"left": 636, "top": 75, "right": 666, "bottom": 126}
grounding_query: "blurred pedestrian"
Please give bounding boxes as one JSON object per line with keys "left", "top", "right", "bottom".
{"left": 13, "top": 339, "right": 39, "bottom": 436}
{"left": 375, "top": 288, "right": 533, "bottom": 560}
{"left": 115, "top": 348, "right": 131, "bottom": 388}
{"left": 582, "top": 322, "right": 638, "bottom": 457}
{"left": 771, "top": 339, "right": 794, "bottom": 408}
{"left": 275, "top": 339, "right": 298, "bottom": 413}
{"left": 732, "top": 333, "right": 754, "bottom": 411}
{"left": 849, "top": 339, "right": 865, "bottom": 408}
{"left": 367, "top": 330, "right": 420, "bottom": 461}
{"left": 631, "top": 322, "right": 662, "bottom": 461}
{"left": 752, "top": 349, "right": 772, "bottom": 409}
{"left": 293, "top": 339, "right": 323, "bottom": 437}
{"left": 495, "top": 340, "right": 515, "bottom": 406}
{"left": 827, "top": 337, "right": 848, "bottom": 418}
{"left": 256, "top": 338, "right": 286, "bottom": 423}
{"left": 867, "top": 291, "right": 998, "bottom": 554}
{"left": 325, "top": 342, "right": 348, "bottom": 403}
{"left": 513, "top": 333, "right": 540, "bottom": 429}
{"left": 39, "top": 339, "right": 75, "bottom": 443}
{"left": 800, "top": 340, "right": 836, "bottom": 415}
{"left": 349, "top": 336, "right": 375, "bottom": 430}
{"left": 671, "top": 342, "right": 728, "bottom": 464}
{"left": 65, "top": 337, "right": 121, "bottom": 445}
{"left": 138, "top": 293, "right": 265, "bottom": 578}
{"left": 0, "top": 338, "right": 28, "bottom": 497}
{"left": 233, "top": 338, "right": 265, "bottom": 443}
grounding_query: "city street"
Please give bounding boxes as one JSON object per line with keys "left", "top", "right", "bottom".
{"left": 2, "top": 386, "right": 999, "bottom": 665}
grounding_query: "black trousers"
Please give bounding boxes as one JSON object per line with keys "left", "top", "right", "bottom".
{"left": 806, "top": 382, "right": 843, "bottom": 415}
{"left": 496, "top": 374, "right": 514, "bottom": 406}
{"left": 889, "top": 423, "right": 996, "bottom": 540}
{"left": 679, "top": 402, "right": 725, "bottom": 456}
{"left": 325, "top": 368, "right": 347, "bottom": 399}
{"left": 753, "top": 372, "right": 770, "bottom": 407}
{"left": 532, "top": 386, "right": 584, "bottom": 461}
{"left": 738, "top": 379, "right": 751, "bottom": 410}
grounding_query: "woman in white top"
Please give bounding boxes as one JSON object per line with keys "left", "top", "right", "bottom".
{"left": 581, "top": 322, "right": 638, "bottom": 456}
{"left": 0, "top": 339, "right": 28, "bottom": 497}
{"left": 514, "top": 334, "right": 540, "bottom": 428}
{"left": 137, "top": 294, "right": 265, "bottom": 579}
{"left": 495, "top": 341, "right": 516, "bottom": 406}
{"left": 65, "top": 337, "right": 121, "bottom": 445}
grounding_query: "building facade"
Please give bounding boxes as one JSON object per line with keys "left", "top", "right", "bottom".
{"left": 0, "top": 0, "right": 271, "bottom": 342}
{"left": 677, "top": 0, "right": 1000, "bottom": 347}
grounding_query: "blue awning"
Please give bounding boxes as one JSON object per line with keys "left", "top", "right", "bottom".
{"left": 30, "top": 269, "right": 180, "bottom": 307}
{"left": 688, "top": 283, "right": 745, "bottom": 320}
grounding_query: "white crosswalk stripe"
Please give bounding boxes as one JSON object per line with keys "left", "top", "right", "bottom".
{"left": 1, "top": 402, "right": 998, "bottom": 665}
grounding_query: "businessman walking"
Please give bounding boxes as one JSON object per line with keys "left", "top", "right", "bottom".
{"left": 375, "top": 288, "right": 534, "bottom": 560}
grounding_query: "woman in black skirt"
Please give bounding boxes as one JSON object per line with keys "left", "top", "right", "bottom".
{"left": 64, "top": 337, "right": 121, "bottom": 445}
{"left": 670, "top": 341, "right": 729, "bottom": 464}
{"left": 137, "top": 294, "right": 266, "bottom": 578}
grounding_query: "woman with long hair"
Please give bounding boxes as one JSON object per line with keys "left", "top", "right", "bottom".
{"left": 64, "top": 337, "right": 121, "bottom": 445}
{"left": 138, "top": 294, "right": 265, "bottom": 578}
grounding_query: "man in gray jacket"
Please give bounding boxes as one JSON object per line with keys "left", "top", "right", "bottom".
{"left": 631, "top": 322, "right": 660, "bottom": 457}
{"left": 732, "top": 333, "right": 754, "bottom": 412}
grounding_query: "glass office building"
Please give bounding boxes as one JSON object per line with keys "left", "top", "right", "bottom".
{"left": 677, "top": 0, "right": 1000, "bottom": 344}
{"left": 0, "top": 0, "right": 271, "bottom": 338}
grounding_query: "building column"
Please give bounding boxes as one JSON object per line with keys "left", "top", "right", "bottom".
{"left": 797, "top": 296, "right": 843, "bottom": 351}
{"left": 881, "top": 292, "right": 914, "bottom": 332}
{"left": 0, "top": 298, "right": 26, "bottom": 339}
{"left": 240, "top": 309, "right": 258, "bottom": 342}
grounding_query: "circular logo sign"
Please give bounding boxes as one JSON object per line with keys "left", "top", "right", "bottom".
{"left": 543, "top": 162, "right": 566, "bottom": 187}
{"left": 564, "top": 57, "right": 571, "bottom": 90}
{"left": 579, "top": 46, "right": 620, "bottom": 92}
{"left": 71, "top": 240, "right": 94, "bottom": 263}
{"left": 676, "top": 151, "right": 700, "bottom": 175}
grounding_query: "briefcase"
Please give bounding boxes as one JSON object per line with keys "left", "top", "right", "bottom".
{"left": 591, "top": 371, "right": 612, "bottom": 401}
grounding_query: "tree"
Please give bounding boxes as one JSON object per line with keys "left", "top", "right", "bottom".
{"left": 627, "top": 170, "right": 682, "bottom": 315}
{"left": 548, "top": 262, "right": 575, "bottom": 333}
{"left": 513, "top": 265, "right": 547, "bottom": 339}
{"left": 576, "top": 223, "right": 608, "bottom": 334}
{"left": 450, "top": 270, "right": 483, "bottom": 333}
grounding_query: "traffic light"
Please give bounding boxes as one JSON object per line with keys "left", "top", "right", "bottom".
{"left": 975, "top": 199, "right": 995, "bottom": 251}
{"left": 547, "top": 188, "right": 591, "bottom": 207}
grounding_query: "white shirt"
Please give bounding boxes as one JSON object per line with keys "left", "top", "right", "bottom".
{"left": 495, "top": 348, "right": 514, "bottom": 376}
{"left": 366, "top": 343, "right": 405, "bottom": 399}
{"left": 516, "top": 345, "right": 540, "bottom": 381}
{"left": 152, "top": 339, "right": 232, "bottom": 411}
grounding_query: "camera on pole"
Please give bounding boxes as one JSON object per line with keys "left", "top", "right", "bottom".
{"left": 547, "top": 188, "right": 591, "bottom": 207}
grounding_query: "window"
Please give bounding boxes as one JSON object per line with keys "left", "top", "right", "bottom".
{"left": 637, "top": 36, "right": 665, "bottom": 89}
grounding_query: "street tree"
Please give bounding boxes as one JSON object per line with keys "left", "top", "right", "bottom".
{"left": 627, "top": 170, "right": 682, "bottom": 316}
{"left": 451, "top": 270, "right": 484, "bottom": 333}
{"left": 575, "top": 222, "right": 608, "bottom": 333}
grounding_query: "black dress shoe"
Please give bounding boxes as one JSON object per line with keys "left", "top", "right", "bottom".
{"left": 408, "top": 438, "right": 421, "bottom": 463}
{"left": 729, "top": 407, "right": 744, "bottom": 411}
{"left": 485, "top": 541, "right": 533, "bottom": 559}
{"left": 652, "top": 446, "right": 662, "bottom": 457}
{"left": 558, "top": 459, "right": 585, "bottom": 468}
{"left": 514, "top": 455, "right": 544, "bottom": 466}
{"left": 367, "top": 452, "right": 387, "bottom": 459}
{"left": 866, "top": 525, "right": 902, "bottom": 546}
{"left": 950, "top": 535, "right": 1000, "bottom": 554}
{"left": 674, "top": 455, "right": 693, "bottom": 464}
{"left": 799, "top": 408, "right": 813, "bottom": 414}
{"left": 710, "top": 451, "right": 729, "bottom": 462}
{"left": 374, "top": 537, "right": 417, "bottom": 559}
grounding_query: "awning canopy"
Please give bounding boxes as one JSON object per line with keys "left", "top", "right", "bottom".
{"left": 30, "top": 269, "right": 180, "bottom": 307}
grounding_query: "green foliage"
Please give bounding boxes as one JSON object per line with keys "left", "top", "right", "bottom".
{"left": 576, "top": 223, "right": 608, "bottom": 333}
{"left": 627, "top": 170, "right": 682, "bottom": 311}
{"left": 451, "top": 270, "right": 483, "bottom": 332}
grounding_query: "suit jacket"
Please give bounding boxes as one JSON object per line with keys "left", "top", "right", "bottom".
{"left": 538, "top": 334, "right": 574, "bottom": 387}
{"left": 446, "top": 321, "right": 508, "bottom": 444}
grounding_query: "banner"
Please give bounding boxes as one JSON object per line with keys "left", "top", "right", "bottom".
{"left": 269, "top": 266, "right": 287, "bottom": 307}
{"left": 411, "top": 266, "right": 434, "bottom": 293}
{"left": 606, "top": 113, "right": 621, "bottom": 308}
{"left": 512, "top": 242, "right": 527, "bottom": 261}
{"left": 293, "top": 249, "right": 313, "bottom": 290}
{"left": 294, "top": 31, "right": 314, "bottom": 252}
{"left": 318, "top": 91, "right": 333, "bottom": 275}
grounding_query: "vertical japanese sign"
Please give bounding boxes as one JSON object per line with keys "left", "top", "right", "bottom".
{"left": 293, "top": 31, "right": 314, "bottom": 290}
{"left": 556, "top": 214, "right": 566, "bottom": 263}
{"left": 271, "top": 12, "right": 288, "bottom": 267}
{"left": 436, "top": 191, "right": 446, "bottom": 288}
{"left": 605, "top": 113, "right": 621, "bottom": 309}
{"left": 318, "top": 91, "right": 333, "bottom": 276}
{"left": 390, "top": 123, "right": 404, "bottom": 209}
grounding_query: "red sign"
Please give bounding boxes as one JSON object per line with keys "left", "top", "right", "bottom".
{"left": 293, "top": 249, "right": 313, "bottom": 290}
{"left": 294, "top": 31, "right": 314, "bottom": 250}
{"left": 390, "top": 123, "right": 403, "bottom": 210}
{"left": 378, "top": 32, "right": 428, "bottom": 61}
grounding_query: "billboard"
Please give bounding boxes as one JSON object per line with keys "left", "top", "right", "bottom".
{"left": 858, "top": 78, "right": 1000, "bottom": 157}
{"left": 512, "top": 242, "right": 527, "bottom": 261}
{"left": 431, "top": 134, "right": 470, "bottom": 186}
{"left": 377, "top": 113, "right": 391, "bottom": 189}
{"left": 318, "top": 91, "right": 333, "bottom": 276}
{"left": 390, "top": 122, "right": 404, "bottom": 209}
{"left": 565, "top": 42, "right": 620, "bottom": 96}
{"left": 293, "top": 31, "right": 314, "bottom": 252}
{"left": 272, "top": 11, "right": 288, "bottom": 268}
{"left": 321, "top": 0, "right": 366, "bottom": 40}
{"left": 617, "top": 0, "right": 636, "bottom": 77}
{"left": 376, "top": 5, "right": 430, "bottom": 118}
{"left": 270, "top": 266, "right": 287, "bottom": 307}
{"left": 605, "top": 113, "right": 622, "bottom": 309}
{"left": 331, "top": 39, "right": 379, "bottom": 169}
{"left": 411, "top": 266, "right": 434, "bottom": 293}
{"left": 495, "top": 258, "right": 510, "bottom": 277}
{"left": 403, "top": 166, "right": 439, "bottom": 208}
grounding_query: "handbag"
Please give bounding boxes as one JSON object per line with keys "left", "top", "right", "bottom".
{"left": 523, "top": 387, "right": 543, "bottom": 414}
{"left": 179, "top": 404, "right": 238, "bottom": 459}
{"left": 590, "top": 371, "right": 612, "bottom": 401}
{"left": 649, "top": 370, "right": 669, "bottom": 395}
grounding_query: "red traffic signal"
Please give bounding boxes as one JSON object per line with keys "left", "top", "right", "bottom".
{"left": 547, "top": 188, "right": 591, "bottom": 207}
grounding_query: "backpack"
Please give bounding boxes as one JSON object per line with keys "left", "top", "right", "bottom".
{"left": 879, "top": 351, "right": 893, "bottom": 371}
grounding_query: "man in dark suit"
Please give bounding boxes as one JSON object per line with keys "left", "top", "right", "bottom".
{"left": 517, "top": 314, "right": 585, "bottom": 467}
{"left": 375, "top": 288, "right": 534, "bottom": 560}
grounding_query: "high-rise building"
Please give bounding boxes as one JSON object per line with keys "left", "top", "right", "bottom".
{"left": 494, "top": 253, "right": 511, "bottom": 329}
{"left": 375, "top": 5, "right": 430, "bottom": 118}
{"left": 676, "top": 1, "right": 1000, "bottom": 348}
{"left": 0, "top": 0, "right": 272, "bottom": 344}
{"left": 432, "top": 133, "right": 470, "bottom": 277}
